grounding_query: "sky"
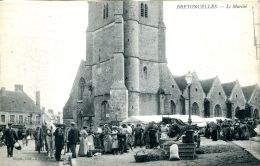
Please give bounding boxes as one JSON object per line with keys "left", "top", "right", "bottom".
{"left": 0, "top": 1, "right": 259, "bottom": 114}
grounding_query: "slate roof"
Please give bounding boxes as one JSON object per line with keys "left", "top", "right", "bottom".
{"left": 200, "top": 77, "right": 216, "bottom": 95}
{"left": 0, "top": 90, "right": 41, "bottom": 113}
{"left": 222, "top": 81, "right": 236, "bottom": 97}
{"left": 173, "top": 75, "right": 187, "bottom": 92}
{"left": 242, "top": 84, "right": 257, "bottom": 101}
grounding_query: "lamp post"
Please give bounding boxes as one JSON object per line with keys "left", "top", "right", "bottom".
{"left": 185, "top": 71, "right": 194, "bottom": 143}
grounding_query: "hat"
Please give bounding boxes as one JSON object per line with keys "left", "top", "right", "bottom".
{"left": 7, "top": 123, "right": 13, "bottom": 126}
{"left": 71, "top": 122, "right": 76, "bottom": 125}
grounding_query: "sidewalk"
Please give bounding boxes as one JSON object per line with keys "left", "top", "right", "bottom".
{"left": 233, "top": 139, "right": 260, "bottom": 161}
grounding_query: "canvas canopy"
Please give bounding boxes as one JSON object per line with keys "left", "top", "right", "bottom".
{"left": 122, "top": 114, "right": 207, "bottom": 127}
{"left": 204, "top": 117, "right": 231, "bottom": 123}
{"left": 122, "top": 115, "right": 163, "bottom": 124}
{"left": 163, "top": 115, "right": 207, "bottom": 127}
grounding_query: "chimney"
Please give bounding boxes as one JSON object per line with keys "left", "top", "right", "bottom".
{"left": 15, "top": 84, "right": 23, "bottom": 92}
{"left": 0, "top": 87, "right": 6, "bottom": 96}
{"left": 36, "top": 91, "right": 40, "bottom": 108}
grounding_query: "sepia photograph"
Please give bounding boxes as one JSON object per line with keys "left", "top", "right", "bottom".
{"left": 0, "top": 0, "right": 260, "bottom": 165}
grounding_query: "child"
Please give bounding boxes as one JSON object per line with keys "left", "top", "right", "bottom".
{"left": 111, "top": 126, "right": 119, "bottom": 155}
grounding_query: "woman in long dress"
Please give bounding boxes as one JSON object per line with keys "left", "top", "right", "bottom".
{"left": 103, "top": 125, "right": 112, "bottom": 154}
{"left": 78, "top": 127, "right": 88, "bottom": 157}
{"left": 87, "top": 130, "right": 94, "bottom": 157}
{"left": 160, "top": 122, "right": 169, "bottom": 139}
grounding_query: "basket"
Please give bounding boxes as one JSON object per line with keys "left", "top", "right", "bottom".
{"left": 134, "top": 150, "right": 149, "bottom": 162}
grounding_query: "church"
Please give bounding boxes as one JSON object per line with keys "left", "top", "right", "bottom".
{"left": 63, "top": 1, "right": 260, "bottom": 127}
{"left": 63, "top": 1, "right": 183, "bottom": 127}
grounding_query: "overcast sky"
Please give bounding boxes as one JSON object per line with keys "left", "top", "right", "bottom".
{"left": 0, "top": 1, "right": 259, "bottom": 114}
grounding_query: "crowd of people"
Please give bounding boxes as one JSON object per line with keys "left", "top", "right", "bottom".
{"left": 0, "top": 117, "right": 259, "bottom": 162}
{"left": 204, "top": 118, "right": 259, "bottom": 141}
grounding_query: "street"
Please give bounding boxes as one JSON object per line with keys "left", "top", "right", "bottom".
{"left": 0, "top": 137, "right": 260, "bottom": 166}
{"left": 0, "top": 140, "right": 59, "bottom": 166}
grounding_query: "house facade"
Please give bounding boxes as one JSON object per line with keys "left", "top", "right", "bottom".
{"left": 0, "top": 85, "right": 43, "bottom": 128}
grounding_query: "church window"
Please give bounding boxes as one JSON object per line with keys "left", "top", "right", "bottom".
{"left": 219, "top": 92, "right": 221, "bottom": 95}
{"left": 195, "top": 88, "right": 198, "bottom": 92}
{"left": 141, "top": 3, "right": 144, "bottom": 17}
{"left": 143, "top": 66, "right": 148, "bottom": 79}
{"left": 144, "top": 4, "right": 148, "bottom": 18}
{"left": 106, "top": 3, "right": 108, "bottom": 18}
{"left": 78, "top": 77, "right": 85, "bottom": 100}
{"left": 172, "top": 85, "right": 175, "bottom": 88}
{"left": 103, "top": 5, "right": 105, "bottom": 19}
{"left": 101, "top": 101, "right": 109, "bottom": 121}
{"left": 236, "top": 94, "right": 238, "bottom": 98}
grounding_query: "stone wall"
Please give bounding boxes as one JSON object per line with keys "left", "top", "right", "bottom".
{"left": 208, "top": 77, "right": 227, "bottom": 117}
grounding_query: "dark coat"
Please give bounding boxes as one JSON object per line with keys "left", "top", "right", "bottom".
{"left": 68, "top": 127, "right": 80, "bottom": 145}
{"left": 54, "top": 128, "right": 65, "bottom": 149}
{"left": 1, "top": 128, "right": 18, "bottom": 146}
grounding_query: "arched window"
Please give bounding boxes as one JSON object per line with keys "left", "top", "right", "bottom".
{"left": 78, "top": 77, "right": 85, "bottom": 100}
{"left": 170, "top": 100, "right": 176, "bottom": 115}
{"left": 101, "top": 101, "right": 109, "bottom": 121}
{"left": 253, "top": 109, "right": 259, "bottom": 119}
{"left": 144, "top": 4, "right": 148, "bottom": 18}
{"left": 106, "top": 3, "right": 108, "bottom": 18}
{"left": 235, "top": 107, "right": 240, "bottom": 118}
{"left": 103, "top": 5, "right": 105, "bottom": 19}
{"left": 140, "top": 3, "right": 144, "bottom": 17}
{"left": 192, "top": 102, "right": 199, "bottom": 115}
{"left": 214, "top": 104, "right": 222, "bottom": 117}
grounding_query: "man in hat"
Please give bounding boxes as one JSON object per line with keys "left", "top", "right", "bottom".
{"left": 1, "top": 123, "right": 18, "bottom": 157}
{"left": 54, "top": 125, "right": 65, "bottom": 161}
{"left": 68, "top": 122, "right": 80, "bottom": 158}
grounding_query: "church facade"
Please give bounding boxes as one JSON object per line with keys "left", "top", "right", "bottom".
{"left": 63, "top": 1, "right": 181, "bottom": 127}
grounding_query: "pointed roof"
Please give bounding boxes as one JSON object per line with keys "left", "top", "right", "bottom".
{"left": 242, "top": 84, "right": 257, "bottom": 101}
{"left": 200, "top": 77, "right": 216, "bottom": 95}
{"left": 0, "top": 90, "right": 41, "bottom": 113}
{"left": 173, "top": 75, "right": 187, "bottom": 92}
{"left": 222, "top": 81, "right": 236, "bottom": 97}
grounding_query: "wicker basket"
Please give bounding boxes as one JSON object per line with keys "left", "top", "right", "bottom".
{"left": 134, "top": 150, "right": 150, "bottom": 162}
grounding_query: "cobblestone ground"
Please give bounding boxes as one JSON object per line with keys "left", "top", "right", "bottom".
{"left": 1, "top": 137, "right": 260, "bottom": 166}
{"left": 0, "top": 140, "right": 59, "bottom": 166}
{"left": 75, "top": 137, "right": 260, "bottom": 166}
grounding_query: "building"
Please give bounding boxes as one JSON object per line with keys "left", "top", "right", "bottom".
{"left": 0, "top": 85, "right": 43, "bottom": 128}
{"left": 174, "top": 72, "right": 205, "bottom": 117}
{"left": 242, "top": 84, "right": 260, "bottom": 118}
{"left": 63, "top": 1, "right": 181, "bottom": 127}
{"left": 201, "top": 76, "right": 227, "bottom": 118}
{"left": 222, "top": 80, "right": 247, "bottom": 119}
{"left": 63, "top": 1, "right": 260, "bottom": 126}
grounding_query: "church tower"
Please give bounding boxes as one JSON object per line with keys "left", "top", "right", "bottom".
{"left": 123, "top": 1, "right": 166, "bottom": 116}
